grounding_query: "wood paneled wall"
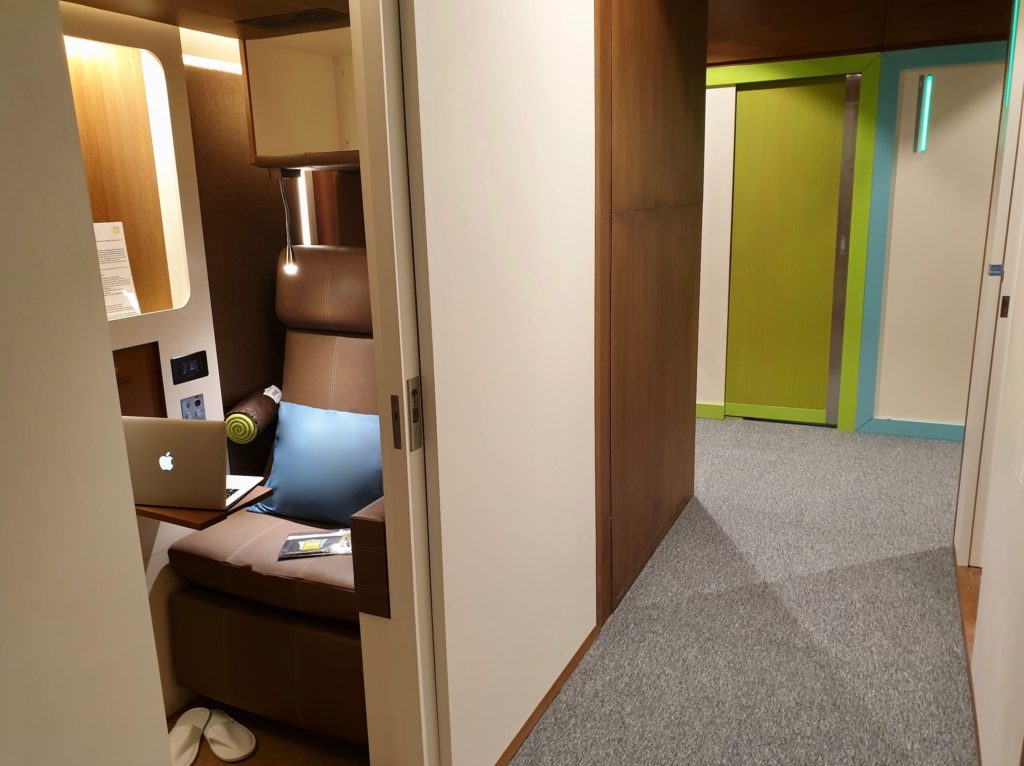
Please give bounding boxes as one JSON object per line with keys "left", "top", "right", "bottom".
{"left": 185, "top": 66, "right": 287, "bottom": 473}
{"left": 598, "top": 0, "right": 707, "bottom": 618}
{"left": 112, "top": 342, "right": 166, "bottom": 417}
{"left": 312, "top": 169, "right": 366, "bottom": 247}
{"left": 708, "top": 0, "right": 1013, "bottom": 65}
{"left": 67, "top": 42, "right": 173, "bottom": 313}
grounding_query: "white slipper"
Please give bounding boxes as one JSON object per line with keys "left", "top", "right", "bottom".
{"left": 203, "top": 709, "right": 256, "bottom": 763}
{"left": 168, "top": 707, "right": 211, "bottom": 766}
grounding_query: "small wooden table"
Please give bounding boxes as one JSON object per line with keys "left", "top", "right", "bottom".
{"left": 135, "top": 485, "right": 273, "bottom": 530}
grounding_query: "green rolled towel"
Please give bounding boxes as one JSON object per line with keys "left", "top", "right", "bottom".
{"left": 226, "top": 412, "right": 259, "bottom": 444}
{"left": 226, "top": 385, "right": 281, "bottom": 445}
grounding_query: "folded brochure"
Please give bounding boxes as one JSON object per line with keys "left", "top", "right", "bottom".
{"left": 278, "top": 529, "right": 352, "bottom": 560}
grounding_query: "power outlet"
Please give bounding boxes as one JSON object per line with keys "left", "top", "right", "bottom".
{"left": 180, "top": 393, "right": 206, "bottom": 420}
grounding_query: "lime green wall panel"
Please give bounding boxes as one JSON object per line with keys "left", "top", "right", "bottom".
{"left": 696, "top": 403, "right": 726, "bottom": 420}
{"left": 723, "top": 403, "right": 827, "bottom": 425}
{"left": 725, "top": 80, "right": 847, "bottom": 413}
{"left": 837, "top": 56, "right": 880, "bottom": 431}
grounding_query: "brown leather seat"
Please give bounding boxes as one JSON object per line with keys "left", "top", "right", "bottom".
{"left": 166, "top": 246, "right": 386, "bottom": 742}
{"left": 169, "top": 505, "right": 374, "bottom": 622}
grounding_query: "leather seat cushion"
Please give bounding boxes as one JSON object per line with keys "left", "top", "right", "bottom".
{"left": 168, "top": 510, "right": 358, "bottom": 623}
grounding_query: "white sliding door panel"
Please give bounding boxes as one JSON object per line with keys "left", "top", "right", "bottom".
{"left": 697, "top": 87, "right": 736, "bottom": 409}
{"left": 875, "top": 63, "right": 1002, "bottom": 425}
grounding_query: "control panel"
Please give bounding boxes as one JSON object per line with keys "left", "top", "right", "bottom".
{"left": 180, "top": 393, "right": 207, "bottom": 420}
{"left": 170, "top": 350, "right": 209, "bottom": 385}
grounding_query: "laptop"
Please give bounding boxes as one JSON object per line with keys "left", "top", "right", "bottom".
{"left": 123, "top": 417, "right": 262, "bottom": 509}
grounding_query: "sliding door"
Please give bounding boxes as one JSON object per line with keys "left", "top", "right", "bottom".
{"left": 725, "top": 79, "right": 847, "bottom": 424}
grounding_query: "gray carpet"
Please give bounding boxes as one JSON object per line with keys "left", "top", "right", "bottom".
{"left": 513, "top": 419, "right": 976, "bottom": 766}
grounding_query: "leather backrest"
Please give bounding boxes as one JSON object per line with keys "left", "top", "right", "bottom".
{"left": 282, "top": 331, "right": 377, "bottom": 413}
{"left": 276, "top": 246, "right": 372, "bottom": 335}
{"left": 276, "top": 246, "right": 376, "bottom": 413}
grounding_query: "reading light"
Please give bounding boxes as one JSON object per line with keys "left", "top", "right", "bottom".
{"left": 914, "top": 74, "right": 934, "bottom": 154}
{"left": 279, "top": 176, "right": 298, "bottom": 276}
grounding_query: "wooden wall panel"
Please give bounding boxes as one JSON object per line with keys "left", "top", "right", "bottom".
{"left": 708, "top": 0, "right": 1011, "bottom": 66}
{"left": 708, "top": 0, "right": 885, "bottom": 65}
{"left": 884, "top": 0, "right": 1013, "bottom": 50}
{"left": 611, "top": 0, "right": 708, "bottom": 212}
{"left": 596, "top": 0, "right": 614, "bottom": 623}
{"left": 185, "top": 66, "right": 286, "bottom": 473}
{"left": 67, "top": 43, "right": 173, "bottom": 313}
{"left": 610, "top": 205, "right": 701, "bottom": 606}
{"left": 599, "top": 0, "right": 707, "bottom": 617}
{"left": 312, "top": 169, "right": 366, "bottom": 247}
{"left": 68, "top": 1, "right": 349, "bottom": 40}
{"left": 112, "top": 342, "right": 166, "bottom": 417}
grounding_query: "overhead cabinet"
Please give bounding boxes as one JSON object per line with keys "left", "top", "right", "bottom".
{"left": 242, "top": 26, "right": 359, "bottom": 168}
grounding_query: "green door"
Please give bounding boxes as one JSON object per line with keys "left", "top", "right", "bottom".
{"left": 725, "top": 79, "right": 847, "bottom": 424}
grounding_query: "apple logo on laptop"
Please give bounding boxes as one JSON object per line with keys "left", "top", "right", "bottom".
{"left": 159, "top": 452, "right": 175, "bottom": 472}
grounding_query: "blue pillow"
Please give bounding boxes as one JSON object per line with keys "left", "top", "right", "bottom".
{"left": 250, "top": 402, "right": 383, "bottom": 527}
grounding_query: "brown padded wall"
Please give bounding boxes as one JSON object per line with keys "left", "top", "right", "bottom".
{"left": 185, "top": 65, "right": 287, "bottom": 406}
{"left": 185, "top": 67, "right": 287, "bottom": 474}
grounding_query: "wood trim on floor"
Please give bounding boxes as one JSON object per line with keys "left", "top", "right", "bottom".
{"left": 955, "top": 564, "right": 982, "bottom": 763}
{"left": 495, "top": 625, "right": 600, "bottom": 765}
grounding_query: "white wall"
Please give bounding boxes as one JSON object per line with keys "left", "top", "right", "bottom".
{"left": 0, "top": 2, "right": 170, "bottom": 764}
{"left": 61, "top": 3, "right": 227, "bottom": 713}
{"left": 401, "top": 1, "right": 596, "bottom": 763}
{"left": 697, "top": 87, "right": 736, "bottom": 410}
{"left": 333, "top": 30, "right": 358, "bottom": 151}
{"left": 971, "top": 18, "right": 1024, "bottom": 762}
{"left": 875, "top": 62, "right": 1002, "bottom": 425}
{"left": 972, "top": 179, "right": 1024, "bottom": 764}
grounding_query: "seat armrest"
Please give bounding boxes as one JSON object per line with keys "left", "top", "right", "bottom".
{"left": 351, "top": 497, "right": 389, "bottom": 618}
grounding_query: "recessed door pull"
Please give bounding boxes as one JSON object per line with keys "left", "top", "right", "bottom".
{"left": 390, "top": 395, "right": 402, "bottom": 449}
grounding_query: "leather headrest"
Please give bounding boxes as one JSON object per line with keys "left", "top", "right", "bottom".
{"left": 276, "top": 246, "right": 373, "bottom": 335}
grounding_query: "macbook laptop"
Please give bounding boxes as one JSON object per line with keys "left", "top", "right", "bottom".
{"left": 123, "top": 417, "right": 262, "bottom": 509}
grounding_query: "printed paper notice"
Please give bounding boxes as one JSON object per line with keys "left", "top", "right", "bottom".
{"left": 94, "top": 222, "right": 141, "bottom": 321}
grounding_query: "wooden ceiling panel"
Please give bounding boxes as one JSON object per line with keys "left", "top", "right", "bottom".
{"left": 883, "top": 0, "right": 1012, "bottom": 50}
{"left": 65, "top": 1, "right": 350, "bottom": 39}
{"left": 708, "top": 0, "right": 886, "bottom": 64}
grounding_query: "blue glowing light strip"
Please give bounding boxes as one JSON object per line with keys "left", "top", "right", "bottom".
{"left": 1007, "top": 0, "right": 1021, "bottom": 107}
{"left": 916, "top": 74, "right": 934, "bottom": 153}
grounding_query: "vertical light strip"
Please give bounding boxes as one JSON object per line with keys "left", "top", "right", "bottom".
{"left": 1007, "top": 0, "right": 1021, "bottom": 107}
{"left": 914, "top": 74, "right": 934, "bottom": 154}
{"left": 297, "top": 170, "right": 312, "bottom": 245}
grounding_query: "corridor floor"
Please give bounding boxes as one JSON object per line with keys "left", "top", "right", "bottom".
{"left": 513, "top": 418, "right": 976, "bottom": 765}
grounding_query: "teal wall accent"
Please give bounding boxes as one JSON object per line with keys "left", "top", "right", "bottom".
{"left": 856, "top": 42, "right": 1008, "bottom": 439}
{"left": 858, "top": 418, "right": 965, "bottom": 441}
